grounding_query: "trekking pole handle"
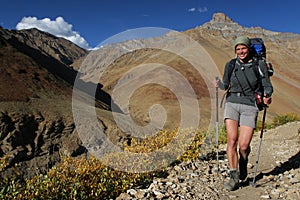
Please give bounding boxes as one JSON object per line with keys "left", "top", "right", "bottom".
{"left": 215, "top": 76, "right": 219, "bottom": 89}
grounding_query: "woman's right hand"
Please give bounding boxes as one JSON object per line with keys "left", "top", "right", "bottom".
{"left": 214, "top": 79, "right": 219, "bottom": 88}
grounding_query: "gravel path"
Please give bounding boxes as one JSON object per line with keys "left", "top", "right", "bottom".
{"left": 116, "top": 121, "right": 300, "bottom": 200}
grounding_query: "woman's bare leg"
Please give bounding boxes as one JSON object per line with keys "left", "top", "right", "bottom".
{"left": 225, "top": 119, "right": 239, "bottom": 169}
{"left": 238, "top": 125, "right": 254, "bottom": 159}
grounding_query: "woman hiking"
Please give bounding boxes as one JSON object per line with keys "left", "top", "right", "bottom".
{"left": 215, "top": 36, "right": 273, "bottom": 191}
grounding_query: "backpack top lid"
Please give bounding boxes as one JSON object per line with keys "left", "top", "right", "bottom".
{"left": 250, "top": 38, "right": 266, "bottom": 59}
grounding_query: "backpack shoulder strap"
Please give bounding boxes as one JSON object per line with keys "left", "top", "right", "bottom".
{"left": 254, "top": 58, "right": 267, "bottom": 79}
{"left": 220, "top": 58, "right": 236, "bottom": 108}
{"left": 252, "top": 57, "right": 260, "bottom": 77}
{"left": 228, "top": 58, "right": 237, "bottom": 79}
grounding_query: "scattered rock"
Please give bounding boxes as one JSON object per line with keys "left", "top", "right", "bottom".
{"left": 116, "top": 122, "right": 300, "bottom": 200}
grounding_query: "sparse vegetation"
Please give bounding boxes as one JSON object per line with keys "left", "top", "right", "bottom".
{"left": 270, "top": 112, "right": 300, "bottom": 128}
{"left": 0, "top": 113, "right": 299, "bottom": 199}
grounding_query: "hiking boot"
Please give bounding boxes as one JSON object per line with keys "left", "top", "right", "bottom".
{"left": 239, "top": 156, "right": 248, "bottom": 181}
{"left": 239, "top": 147, "right": 250, "bottom": 181}
{"left": 224, "top": 170, "right": 239, "bottom": 191}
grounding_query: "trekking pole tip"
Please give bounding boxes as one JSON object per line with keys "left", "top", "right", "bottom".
{"left": 250, "top": 181, "right": 257, "bottom": 188}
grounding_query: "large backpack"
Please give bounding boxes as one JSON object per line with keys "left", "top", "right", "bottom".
{"left": 249, "top": 38, "right": 274, "bottom": 77}
{"left": 250, "top": 38, "right": 266, "bottom": 59}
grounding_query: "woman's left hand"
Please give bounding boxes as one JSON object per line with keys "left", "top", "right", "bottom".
{"left": 263, "top": 97, "right": 272, "bottom": 105}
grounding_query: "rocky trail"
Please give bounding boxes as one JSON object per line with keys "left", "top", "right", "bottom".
{"left": 117, "top": 121, "right": 300, "bottom": 200}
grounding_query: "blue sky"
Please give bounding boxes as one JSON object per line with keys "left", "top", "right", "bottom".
{"left": 1, "top": 0, "right": 299, "bottom": 49}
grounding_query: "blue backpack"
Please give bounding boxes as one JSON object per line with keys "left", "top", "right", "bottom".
{"left": 250, "top": 38, "right": 266, "bottom": 59}
{"left": 250, "top": 38, "right": 274, "bottom": 76}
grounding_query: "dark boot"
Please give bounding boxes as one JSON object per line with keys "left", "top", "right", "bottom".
{"left": 239, "top": 156, "right": 248, "bottom": 181}
{"left": 239, "top": 147, "right": 250, "bottom": 181}
{"left": 224, "top": 170, "right": 239, "bottom": 191}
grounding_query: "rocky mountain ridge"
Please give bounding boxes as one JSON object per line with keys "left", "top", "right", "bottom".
{"left": 0, "top": 25, "right": 114, "bottom": 179}
{"left": 0, "top": 27, "right": 88, "bottom": 66}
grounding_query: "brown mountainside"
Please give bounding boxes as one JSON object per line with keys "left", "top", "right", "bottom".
{"left": 0, "top": 26, "right": 115, "bottom": 179}
{"left": 188, "top": 13, "right": 300, "bottom": 118}
{"left": 0, "top": 12, "right": 300, "bottom": 180}
{"left": 0, "top": 27, "right": 88, "bottom": 65}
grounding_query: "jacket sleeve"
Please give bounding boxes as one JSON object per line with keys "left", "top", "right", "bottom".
{"left": 218, "top": 61, "right": 232, "bottom": 91}
{"left": 259, "top": 60, "right": 273, "bottom": 97}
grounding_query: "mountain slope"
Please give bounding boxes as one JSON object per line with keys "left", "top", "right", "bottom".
{"left": 78, "top": 12, "right": 300, "bottom": 127}
{"left": 184, "top": 12, "right": 300, "bottom": 119}
{"left": 0, "top": 12, "right": 300, "bottom": 181}
{"left": 0, "top": 33, "right": 72, "bottom": 102}
{"left": 0, "top": 27, "right": 115, "bottom": 180}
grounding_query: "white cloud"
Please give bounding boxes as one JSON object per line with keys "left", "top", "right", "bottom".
{"left": 16, "top": 16, "right": 90, "bottom": 49}
{"left": 188, "top": 8, "right": 196, "bottom": 12}
{"left": 188, "top": 6, "right": 208, "bottom": 13}
{"left": 198, "top": 7, "right": 208, "bottom": 13}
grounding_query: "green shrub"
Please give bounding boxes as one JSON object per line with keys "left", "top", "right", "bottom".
{"left": 0, "top": 129, "right": 205, "bottom": 199}
{"left": 21, "top": 156, "right": 158, "bottom": 200}
{"left": 206, "top": 125, "right": 228, "bottom": 146}
{"left": 1, "top": 112, "right": 299, "bottom": 199}
{"left": 123, "top": 128, "right": 207, "bottom": 162}
{"left": 255, "top": 119, "right": 271, "bottom": 131}
{"left": 271, "top": 112, "right": 300, "bottom": 128}
{"left": 218, "top": 125, "right": 228, "bottom": 144}
{"left": 0, "top": 179, "right": 24, "bottom": 200}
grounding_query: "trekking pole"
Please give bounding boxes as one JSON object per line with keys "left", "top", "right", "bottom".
{"left": 215, "top": 76, "right": 219, "bottom": 173}
{"left": 251, "top": 106, "right": 267, "bottom": 187}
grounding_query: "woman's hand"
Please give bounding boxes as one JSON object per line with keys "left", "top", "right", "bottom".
{"left": 214, "top": 79, "right": 219, "bottom": 88}
{"left": 263, "top": 97, "right": 272, "bottom": 105}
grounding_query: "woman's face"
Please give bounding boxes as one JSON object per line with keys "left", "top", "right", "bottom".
{"left": 235, "top": 44, "right": 250, "bottom": 61}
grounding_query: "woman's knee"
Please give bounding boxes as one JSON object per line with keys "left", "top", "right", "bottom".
{"left": 239, "top": 144, "right": 250, "bottom": 152}
{"left": 227, "top": 139, "right": 238, "bottom": 149}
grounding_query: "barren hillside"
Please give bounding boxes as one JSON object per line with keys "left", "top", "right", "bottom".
{"left": 0, "top": 12, "right": 300, "bottom": 181}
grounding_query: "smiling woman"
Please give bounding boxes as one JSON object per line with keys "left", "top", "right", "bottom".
{"left": 215, "top": 36, "right": 274, "bottom": 191}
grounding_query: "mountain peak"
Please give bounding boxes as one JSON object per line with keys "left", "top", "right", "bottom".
{"left": 210, "top": 12, "right": 234, "bottom": 23}
{"left": 200, "top": 12, "right": 283, "bottom": 37}
{"left": 200, "top": 12, "right": 243, "bottom": 33}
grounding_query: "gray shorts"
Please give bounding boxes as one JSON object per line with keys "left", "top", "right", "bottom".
{"left": 224, "top": 102, "right": 258, "bottom": 128}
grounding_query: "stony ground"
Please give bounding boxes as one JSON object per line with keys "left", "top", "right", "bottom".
{"left": 116, "top": 121, "right": 300, "bottom": 200}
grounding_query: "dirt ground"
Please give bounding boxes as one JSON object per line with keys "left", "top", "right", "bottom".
{"left": 226, "top": 121, "right": 300, "bottom": 199}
